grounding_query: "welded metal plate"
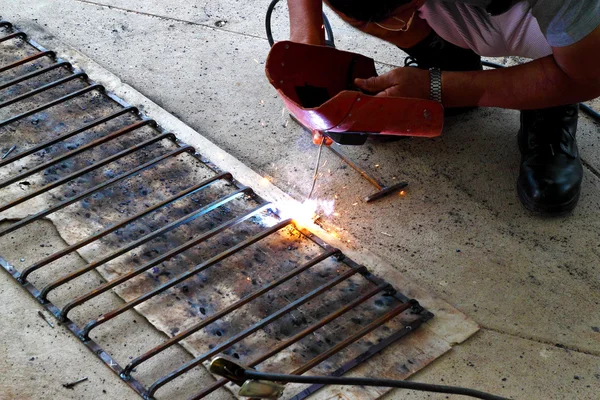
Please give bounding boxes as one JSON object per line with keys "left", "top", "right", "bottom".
{"left": 0, "top": 21, "right": 432, "bottom": 400}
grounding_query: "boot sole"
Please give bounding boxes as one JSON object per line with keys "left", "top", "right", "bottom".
{"left": 517, "top": 181, "right": 580, "bottom": 216}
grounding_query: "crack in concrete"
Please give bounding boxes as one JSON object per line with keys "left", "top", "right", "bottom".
{"left": 72, "top": 0, "right": 270, "bottom": 43}
{"left": 582, "top": 158, "right": 600, "bottom": 181}
{"left": 482, "top": 327, "right": 600, "bottom": 358}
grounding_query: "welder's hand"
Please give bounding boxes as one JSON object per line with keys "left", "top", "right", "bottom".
{"left": 354, "top": 67, "right": 430, "bottom": 99}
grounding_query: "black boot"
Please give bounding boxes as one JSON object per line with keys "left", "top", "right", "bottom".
{"left": 399, "top": 30, "right": 483, "bottom": 72}
{"left": 517, "top": 104, "right": 583, "bottom": 215}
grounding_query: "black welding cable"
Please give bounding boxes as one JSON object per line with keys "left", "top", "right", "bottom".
{"left": 266, "top": 0, "right": 335, "bottom": 47}
{"left": 482, "top": 60, "right": 600, "bottom": 123}
{"left": 243, "top": 370, "right": 511, "bottom": 400}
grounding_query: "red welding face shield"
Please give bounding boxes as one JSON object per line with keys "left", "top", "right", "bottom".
{"left": 265, "top": 41, "right": 443, "bottom": 145}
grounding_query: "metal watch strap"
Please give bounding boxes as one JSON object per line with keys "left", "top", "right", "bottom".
{"left": 429, "top": 68, "right": 442, "bottom": 103}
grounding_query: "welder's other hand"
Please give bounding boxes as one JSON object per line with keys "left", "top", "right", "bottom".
{"left": 354, "top": 67, "right": 430, "bottom": 99}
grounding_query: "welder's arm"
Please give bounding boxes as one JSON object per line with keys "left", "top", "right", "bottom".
{"left": 355, "top": 25, "right": 600, "bottom": 110}
{"left": 287, "top": 0, "right": 326, "bottom": 45}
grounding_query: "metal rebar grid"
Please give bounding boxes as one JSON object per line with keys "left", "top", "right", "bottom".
{"left": 0, "top": 21, "right": 433, "bottom": 400}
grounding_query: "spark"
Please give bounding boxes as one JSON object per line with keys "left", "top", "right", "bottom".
{"left": 399, "top": 190, "right": 406, "bottom": 196}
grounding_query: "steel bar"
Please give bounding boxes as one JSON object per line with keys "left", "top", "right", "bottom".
{"left": 122, "top": 237, "right": 331, "bottom": 376}
{"left": 364, "top": 181, "right": 408, "bottom": 203}
{"left": 59, "top": 202, "right": 267, "bottom": 321}
{"left": 0, "top": 50, "right": 55, "bottom": 74}
{"left": 0, "top": 21, "right": 13, "bottom": 28}
{"left": 83, "top": 218, "right": 305, "bottom": 340}
{"left": 0, "top": 31, "right": 26, "bottom": 43}
{"left": 38, "top": 187, "right": 251, "bottom": 298}
{"left": 0, "top": 61, "right": 72, "bottom": 90}
{"left": 0, "top": 145, "right": 194, "bottom": 240}
{"left": 146, "top": 265, "right": 366, "bottom": 398}
{"left": 0, "top": 106, "right": 137, "bottom": 168}
{"left": 26, "top": 173, "right": 231, "bottom": 282}
{"left": 0, "top": 119, "right": 155, "bottom": 190}
{"left": 0, "top": 128, "right": 166, "bottom": 213}
{"left": 292, "top": 316, "right": 424, "bottom": 400}
{"left": 189, "top": 283, "right": 389, "bottom": 400}
{"left": 292, "top": 299, "right": 416, "bottom": 376}
{"left": 0, "top": 83, "right": 103, "bottom": 128}
{"left": 0, "top": 72, "right": 87, "bottom": 108}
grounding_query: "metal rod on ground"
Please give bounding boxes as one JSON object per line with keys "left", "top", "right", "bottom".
{"left": 324, "top": 142, "right": 408, "bottom": 202}
{"left": 1, "top": 145, "right": 16, "bottom": 159}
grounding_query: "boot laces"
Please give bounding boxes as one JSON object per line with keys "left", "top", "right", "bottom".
{"left": 528, "top": 108, "right": 576, "bottom": 157}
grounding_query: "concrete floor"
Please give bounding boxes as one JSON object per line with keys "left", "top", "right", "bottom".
{"left": 0, "top": 0, "right": 599, "bottom": 399}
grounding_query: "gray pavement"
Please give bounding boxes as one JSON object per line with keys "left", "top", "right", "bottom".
{"left": 0, "top": 0, "right": 599, "bottom": 399}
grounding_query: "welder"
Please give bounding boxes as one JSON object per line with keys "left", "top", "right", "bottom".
{"left": 286, "top": 0, "right": 600, "bottom": 215}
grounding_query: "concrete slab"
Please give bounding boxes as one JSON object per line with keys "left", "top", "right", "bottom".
{"left": 382, "top": 329, "right": 600, "bottom": 400}
{"left": 0, "top": 0, "right": 599, "bottom": 399}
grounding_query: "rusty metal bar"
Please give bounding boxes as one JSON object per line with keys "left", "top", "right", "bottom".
{"left": 0, "top": 31, "right": 27, "bottom": 43}
{"left": 0, "top": 256, "right": 150, "bottom": 399}
{"left": 290, "top": 313, "right": 425, "bottom": 400}
{"left": 37, "top": 187, "right": 252, "bottom": 296}
{"left": 0, "top": 145, "right": 195, "bottom": 240}
{"left": 146, "top": 265, "right": 366, "bottom": 399}
{"left": 0, "top": 128, "right": 166, "bottom": 213}
{"left": 189, "top": 283, "right": 389, "bottom": 400}
{"left": 0, "top": 61, "right": 72, "bottom": 90}
{"left": 0, "top": 71, "right": 87, "bottom": 108}
{"left": 291, "top": 299, "right": 417, "bottom": 376}
{"left": 0, "top": 106, "right": 137, "bottom": 168}
{"left": 0, "top": 83, "right": 103, "bottom": 128}
{"left": 122, "top": 237, "right": 332, "bottom": 376}
{"left": 83, "top": 218, "right": 306, "bottom": 340}
{"left": 59, "top": 202, "right": 268, "bottom": 321}
{"left": 25, "top": 172, "right": 232, "bottom": 282}
{"left": 0, "top": 50, "right": 55, "bottom": 74}
{"left": 0, "top": 119, "right": 155, "bottom": 190}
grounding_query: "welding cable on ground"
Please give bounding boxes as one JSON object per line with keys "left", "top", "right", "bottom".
{"left": 266, "top": 0, "right": 334, "bottom": 48}
{"left": 242, "top": 371, "right": 511, "bottom": 400}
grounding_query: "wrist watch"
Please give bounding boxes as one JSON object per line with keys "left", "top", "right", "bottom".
{"left": 429, "top": 68, "right": 442, "bottom": 103}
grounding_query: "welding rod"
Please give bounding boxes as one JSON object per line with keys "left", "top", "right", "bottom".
{"left": 325, "top": 143, "right": 408, "bottom": 202}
